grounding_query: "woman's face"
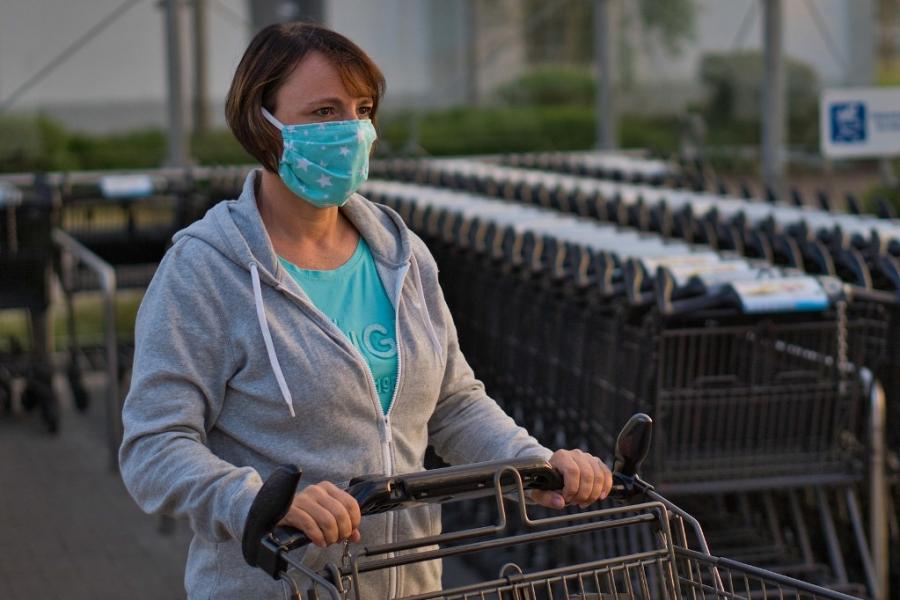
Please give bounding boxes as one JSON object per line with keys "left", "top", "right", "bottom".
{"left": 271, "top": 51, "right": 374, "bottom": 126}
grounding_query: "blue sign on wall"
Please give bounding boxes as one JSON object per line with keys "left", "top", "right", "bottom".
{"left": 830, "top": 101, "right": 867, "bottom": 144}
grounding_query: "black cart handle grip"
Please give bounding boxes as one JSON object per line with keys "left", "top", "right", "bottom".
{"left": 609, "top": 413, "right": 654, "bottom": 499}
{"left": 241, "top": 464, "right": 302, "bottom": 568}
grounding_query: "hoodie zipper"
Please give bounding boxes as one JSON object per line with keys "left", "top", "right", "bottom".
{"left": 339, "top": 262, "right": 407, "bottom": 599}
{"left": 381, "top": 261, "right": 408, "bottom": 599}
{"left": 272, "top": 258, "right": 408, "bottom": 598}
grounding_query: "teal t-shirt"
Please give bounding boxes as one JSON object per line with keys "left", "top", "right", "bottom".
{"left": 279, "top": 238, "right": 398, "bottom": 414}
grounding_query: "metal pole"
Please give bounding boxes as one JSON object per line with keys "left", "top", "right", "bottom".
{"left": 761, "top": 0, "right": 785, "bottom": 198}
{"left": 192, "top": 0, "right": 210, "bottom": 136}
{"left": 465, "top": 0, "right": 479, "bottom": 105}
{"left": 163, "top": 0, "right": 189, "bottom": 166}
{"left": 594, "top": 0, "right": 616, "bottom": 150}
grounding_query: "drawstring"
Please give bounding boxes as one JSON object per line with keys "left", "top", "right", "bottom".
{"left": 250, "top": 256, "right": 441, "bottom": 417}
{"left": 250, "top": 262, "right": 296, "bottom": 417}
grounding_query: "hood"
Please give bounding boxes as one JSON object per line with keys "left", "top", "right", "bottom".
{"left": 173, "top": 169, "right": 413, "bottom": 287}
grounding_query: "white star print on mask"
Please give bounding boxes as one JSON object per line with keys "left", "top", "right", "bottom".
{"left": 261, "top": 106, "right": 376, "bottom": 208}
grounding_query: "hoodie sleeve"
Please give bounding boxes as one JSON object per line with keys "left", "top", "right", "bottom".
{"left": 410, "top": 235, "right": 554, "bottom": 466}
{"left": 119, "top": 237, "right": 262, "bottom": 543}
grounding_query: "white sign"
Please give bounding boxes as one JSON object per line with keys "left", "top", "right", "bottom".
{"left": 821, "top": 87, "right": 900, "bottom": 159}
{"left": 100, "top": 174, "right": 155, "bottom": 199}
{"left": 0, "top": 182, "right": 23, "bottom": 207}
{"left": 730, "top": 277, "right": 829, "bottom": 314}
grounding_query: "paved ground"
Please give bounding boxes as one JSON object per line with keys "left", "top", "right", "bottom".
{"left": 0, "top": 370, "right": 479, "bottom": 600}
{"left": 0, "top": 373, "right": 192, "bottom": 600}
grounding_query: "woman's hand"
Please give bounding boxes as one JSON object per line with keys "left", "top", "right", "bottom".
{"left": 530, "top": 449, "right": 613, "bottom": 509}
{"left": 277, "top": 481, "right": 362, "bottom": 548}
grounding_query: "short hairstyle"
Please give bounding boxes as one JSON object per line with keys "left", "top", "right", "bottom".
{"left": 225, "top": 22, "right": 386, "bottom": 173}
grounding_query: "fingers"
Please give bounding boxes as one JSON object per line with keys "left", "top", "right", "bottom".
{"left": 320, "top": 481, "right": 362, "bottom": 531}
{"left": 279, "top": 482, "right": 362, "bottom": 548}
{"left": 598, "top": 458, "right": 613, "bottom": 499}
{"left": 549, "top": 449, "right": 614, "bottom": 509}
{"left": 529, "top": 489, "right": 566, "bottom": 509}
{"left": 587, "top": 454, "right": 613, "bottom": 505}
{"left": 282, "top": 506, "right": 328, "bottom": 547}
{"left": 571, "top": 451, "right": 595, "bottom": 508}
{"left": 583, "top": 454, "right": 604, "bottom": 509}
{"left": 551, "top": 450, "right": 581, "bottom": 503}
{"left": 309, "top": 487, "right": 354, "bottom": 542}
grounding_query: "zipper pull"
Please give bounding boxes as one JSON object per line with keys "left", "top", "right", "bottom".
{"left": 383, "top": 415, "right": 393, "bottom": 444}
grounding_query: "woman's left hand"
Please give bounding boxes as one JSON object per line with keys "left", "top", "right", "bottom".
{"left": 530, "top": 449, "right": 613, "bottom": 509}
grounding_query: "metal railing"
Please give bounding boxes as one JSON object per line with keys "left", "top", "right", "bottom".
{"left": 52, "top": 228, "right": 119, "bottom": 469}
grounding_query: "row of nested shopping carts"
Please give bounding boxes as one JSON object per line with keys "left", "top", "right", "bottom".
{"left": 0, "top": 155, "right": 897, "bottom": 598}
{"left": 501, "top": 150, "right": 900, "bottom": 219}
{"left": 0, "top": 170, "right": 222, "bottom": 457}
{"left": 370, "top": 157, "right": 900, "bottom": 436}
{"left": 365, "top": 154, "right": 900, "bottom": 600}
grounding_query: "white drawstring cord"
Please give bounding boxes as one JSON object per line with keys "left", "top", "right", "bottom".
{"left": 250, "top": 262, "right": 295, "bottom": 417}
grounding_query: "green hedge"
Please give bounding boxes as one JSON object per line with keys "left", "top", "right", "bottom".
{"left": 863, "top": 179, "right": 900, "bottom": 215}
{"left": 0, "top": 115, "right": 252, "bottom": 173}
{"left": 0, "top": 109, "right": 684, "bottom": 173}
{"left": 380, "top": 107, "right": 681, "bottom": 156}
{"left": 496, "top": 66, "right": 596, "bottom": 107}
{"left": 699, "top": 51, "right": 820, "bottom": 150}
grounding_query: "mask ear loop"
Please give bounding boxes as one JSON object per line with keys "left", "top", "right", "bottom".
{"left": 261, "top": 107, "right": 285, "bottom": 131}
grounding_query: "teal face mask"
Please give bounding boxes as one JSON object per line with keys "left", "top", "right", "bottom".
{"left": 262, "top": 107, "right": 377, "bottom": 208}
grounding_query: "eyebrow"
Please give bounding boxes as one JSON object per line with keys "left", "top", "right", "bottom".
{"left": 304, "top": 96, "right": 374, "bottom": 107}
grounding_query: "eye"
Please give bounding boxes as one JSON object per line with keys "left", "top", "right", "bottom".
{"left": 315, "top": 107, "right": 335, "bottom": 117}
{"left": 358, "top": 105, "right": 373, "bottom": 117}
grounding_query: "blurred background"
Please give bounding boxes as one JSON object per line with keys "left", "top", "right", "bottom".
{"left": 1, "top": 1, "right": 900, "bottom": 600}
{"left": 0, "top": 0, "right": 898, "bottom": 201}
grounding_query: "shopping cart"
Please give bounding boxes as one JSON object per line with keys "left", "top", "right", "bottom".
{"left": 241, "top": 414, "right": 862, "bottom": 600}
{"left": 361, "top": 180, "right": 887, "bottom": 596}
{"left": 363, "top": 181, "right": 883, "bottom": 489}
{"left": 0, "top": 180, "right": 60, "bottom": 432}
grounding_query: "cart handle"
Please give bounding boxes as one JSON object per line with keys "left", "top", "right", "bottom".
{"left": 242, "top": 414, "right": 655, "bottom": 580}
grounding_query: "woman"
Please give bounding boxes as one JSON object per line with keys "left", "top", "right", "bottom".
{"left": 119, "top": 21, "right": 612, "bottom": 599}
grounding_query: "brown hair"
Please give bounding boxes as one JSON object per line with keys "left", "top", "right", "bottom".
{"left": 225, "top": 22, "right": 385, "bottom": 173}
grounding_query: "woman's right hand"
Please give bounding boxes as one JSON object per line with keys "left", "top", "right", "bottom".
{"left": 277, "top": 481, "right": 362, "bottom": 548}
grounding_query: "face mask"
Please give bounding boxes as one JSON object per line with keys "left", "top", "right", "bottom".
{"left": 262, "top": 107, "right": 377, "bottom": 208}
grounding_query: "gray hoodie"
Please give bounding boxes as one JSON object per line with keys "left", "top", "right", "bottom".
{"left": 119, "top": 170, "right": 552, "bottom": 599}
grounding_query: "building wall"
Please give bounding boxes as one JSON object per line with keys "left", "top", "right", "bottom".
{"left": 326, "top": 0, "right": 434, "bottom": 107}
{"left": 625, "top": 0, "right": 875, "bottom": 113}
{"left": 0, "top": 0, "right": 878, "bottom": 132}
{"left": 0, "top": 0, "right": 250, "bottom": 132}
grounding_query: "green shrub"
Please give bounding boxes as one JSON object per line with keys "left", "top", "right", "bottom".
{"left": 699, "top": 51, "right": 820, "bottom": 150}
{"left": 619, "top": 114, "right": 681, "bottom": 154}
{"left": 418, "top": 106, "right": 595, "bottom": 155}
{"left": 191, "top": 130, "right": 252, "bottom": 165}
{"left": 383, "top": 106, "right": 680, "bottom": 157}
{"left": 496, "top": 67, "right": 596, "bottom": 107}
{"left": 0, "top": 114, "right": 78, "bottom": 172}
{"left": 863, "top": 181, "right": 900, "bottom": 215}
{"left": 0, "top": 106, "right": 685, "bottom": 171}
{"left": 67, "top": 129, "right": 166, "bottom": 170}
